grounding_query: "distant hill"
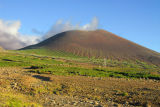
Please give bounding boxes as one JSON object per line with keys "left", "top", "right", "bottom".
{"left": 22, "top": 30, "right": 160, "bottom": 65}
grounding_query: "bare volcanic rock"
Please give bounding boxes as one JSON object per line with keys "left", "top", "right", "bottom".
{"left": 23, "top": 30, "right": 160, "bottom": 65}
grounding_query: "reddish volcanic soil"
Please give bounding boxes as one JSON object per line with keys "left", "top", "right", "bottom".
{"left": 24, "top": 30, "right": 160, "bottom": 65}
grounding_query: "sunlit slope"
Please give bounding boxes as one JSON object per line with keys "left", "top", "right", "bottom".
{"left": 23, "top": 30, "right": 160, "bottom": 65}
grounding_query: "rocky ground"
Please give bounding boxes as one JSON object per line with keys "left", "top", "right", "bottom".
{"left": 0, "top": 67, "right": 159, "bottom": 107}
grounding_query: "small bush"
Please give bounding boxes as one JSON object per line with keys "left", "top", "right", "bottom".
{"left": 121, "top": 92, "right": 129, "bottom": 96}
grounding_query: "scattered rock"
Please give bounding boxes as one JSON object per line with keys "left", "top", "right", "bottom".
{"left": 93, "top": 101, "right": 99, "bottom": 105}
{"left": 11, "top": 82, "right": 18, "bottom": 89}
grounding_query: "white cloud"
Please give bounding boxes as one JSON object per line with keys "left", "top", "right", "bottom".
{"left": 0, "top": 19, "right": 40, "bottom": 50}
{"left": 0, "top": 20, "right": 20, "bottom": 36}
{"left": 82, "top": 17, "right": 99, "bottom": 30}
{"left": 0, "top": 17, "right": 99, "bottom": 50}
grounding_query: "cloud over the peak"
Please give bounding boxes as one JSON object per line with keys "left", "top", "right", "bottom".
{"left": 44, "top": 17, "right": 99, "bottom": 39}
{"left": 0, "top": 17, "right": 99, "bottom": 50}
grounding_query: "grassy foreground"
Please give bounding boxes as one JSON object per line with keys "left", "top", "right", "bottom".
{"left": 2, "top": 48, "right": 160, "bottom": 80}
{"left": 0, "top": 49, "right": 160, "bottom": 106}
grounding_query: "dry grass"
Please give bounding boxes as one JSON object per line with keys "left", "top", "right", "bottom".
{"left": 0, "top": 67, "right": 159, "bottom": 106}
{"left": 0, "top": 67, "right": 42, "bottom": 107}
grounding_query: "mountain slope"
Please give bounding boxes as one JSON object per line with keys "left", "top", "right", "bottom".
{"left": 23, "top": 30, "right": 160, "bottom": 65}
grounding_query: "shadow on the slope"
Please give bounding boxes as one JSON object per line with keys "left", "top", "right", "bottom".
{"left": 32, "top": 75, "right": 51, "bottom": 81}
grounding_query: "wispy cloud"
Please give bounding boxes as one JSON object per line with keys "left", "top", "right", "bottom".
{"left": 32, "top": 28, "right": 44, "bottom": 35}
{"left": 0, "top": 17, "right": 99, "bottom": 50}
{"left": 44, "top": 17, "right": 98, "bottom": 39}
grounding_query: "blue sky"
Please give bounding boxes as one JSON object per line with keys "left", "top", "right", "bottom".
{"left": 0, "top": 0, "right": 160, "bottom": 52}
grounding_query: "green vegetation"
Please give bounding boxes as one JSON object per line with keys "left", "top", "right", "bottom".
{"left": 29, "top": 66, "right": 160, "bottom": 80}
{"left": 18, "top": 48, "right": 158, "bottom": 68}
{"left": 121, "top": 92, "right": 129, "bottom": 96}
{"left": 0, "top": 51, "right": 63, "bottom": 67}
{"left": 18, "top": 48, "right": 80, "bottom": 59}
{"left": 0, "top": 49, "right": 159, "bottom": 80}
{"left": 0, "top": 93, "right": 41, "bottom": 107}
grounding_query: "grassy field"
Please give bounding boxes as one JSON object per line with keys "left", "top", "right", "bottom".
{"left": 0, "top": 49, "right": 160, "bottom": 106}
{"left": 18, "top": 48, "right": 159, "bottom": 68}
{"left": 7, "top": 49, "right": 160, "bottom": 80}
